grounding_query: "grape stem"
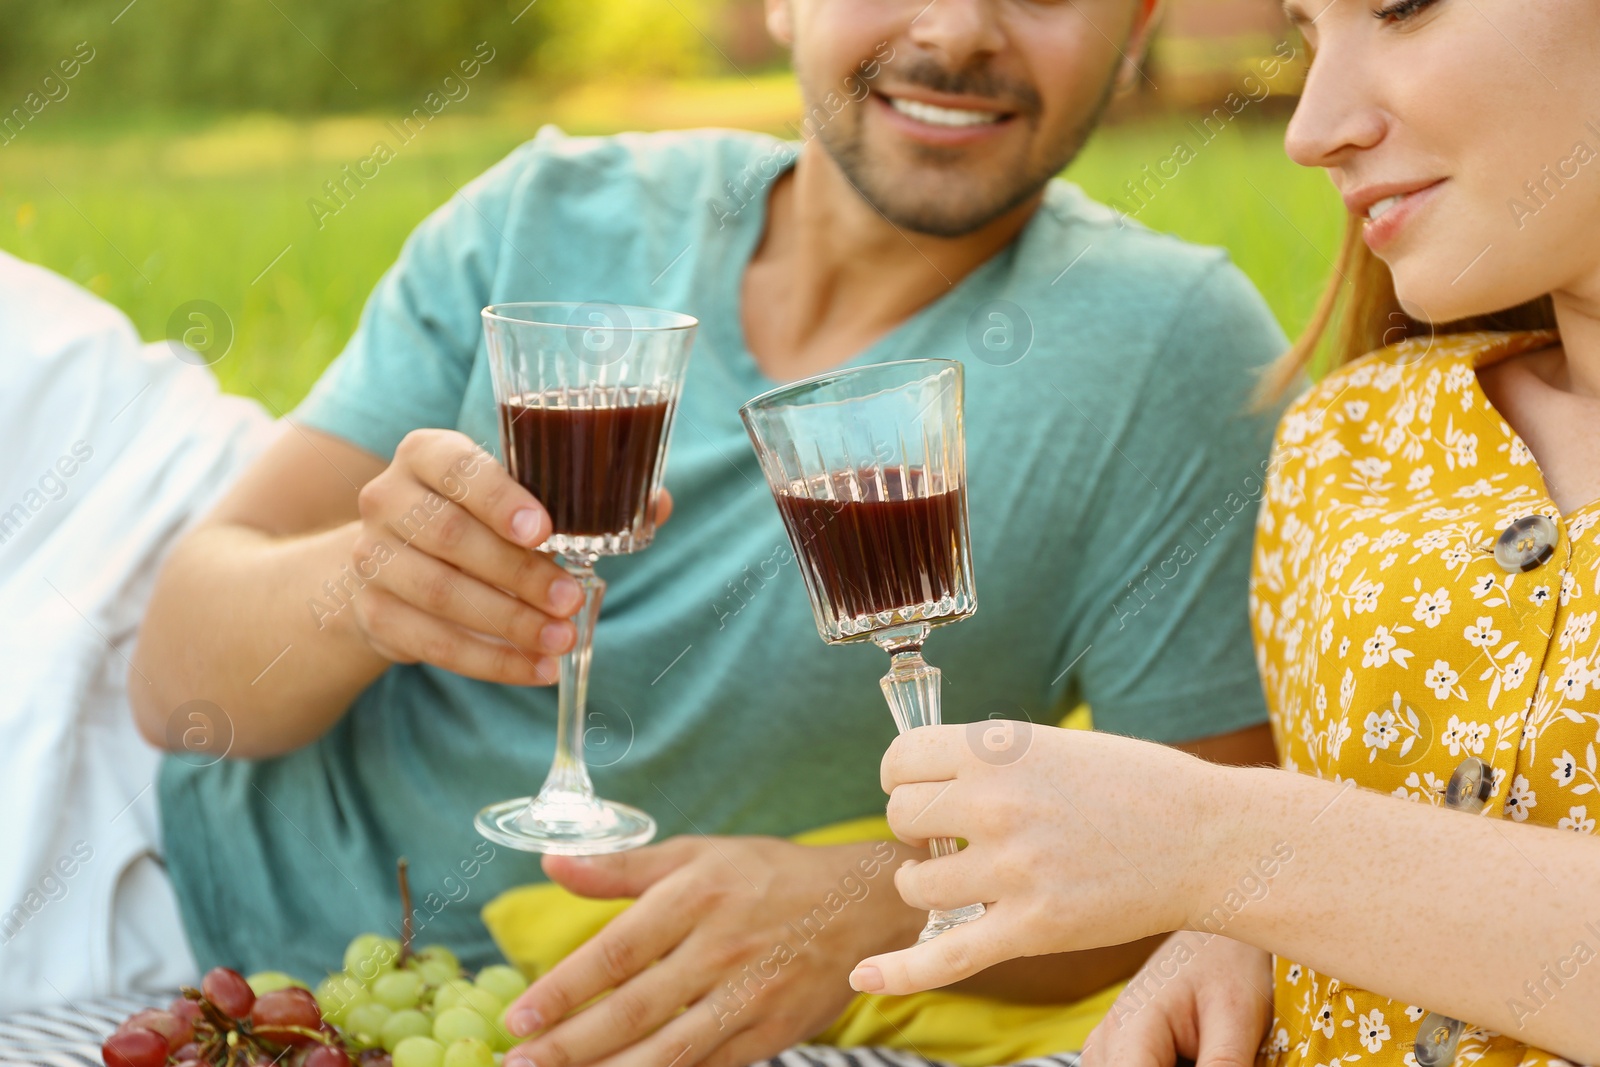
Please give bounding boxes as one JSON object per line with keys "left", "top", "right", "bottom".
{"left": 185, "top": 988, "right": 237, "bottom": 1064}
{"left": 397, "top": 857, "right": 415, "bottom": 966}
{"left": 179, "top": 984, "right": 337, "bottom": 1066}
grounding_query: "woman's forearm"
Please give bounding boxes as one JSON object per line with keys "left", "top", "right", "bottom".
{"left": 129, "top": 519, "right": 390, "bottom": 759}
{"left": 1212, "top": 765, "right": 1600, "bottom": 1061}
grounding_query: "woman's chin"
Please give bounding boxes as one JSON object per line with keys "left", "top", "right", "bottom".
{"left": 1394, "top": 289, "right": 1446, "bottom": 325}
{"left": 1389, "top": 228, "right": 1567, "bottom": 327}
{"left": 1392, "top": 264, "right": 1502, "bottom": 327}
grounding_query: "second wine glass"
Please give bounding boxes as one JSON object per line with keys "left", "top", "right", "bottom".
{"left": 741, "top": 358, "right": 986, "bottom": 941}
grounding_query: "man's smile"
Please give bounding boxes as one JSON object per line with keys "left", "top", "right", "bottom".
{"left": 870, "top": 88, "right": 1018, "bottom": 146}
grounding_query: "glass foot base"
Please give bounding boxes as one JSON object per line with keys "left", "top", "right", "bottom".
{"left": 475, "top": 793, "right": 657, "bottom": 855}
{"left": 918, "top": 902, "right": 986, "bottom": 942}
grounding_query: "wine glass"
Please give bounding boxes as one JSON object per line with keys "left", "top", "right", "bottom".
{"left": 740, "top": 358, "right": 986, "bottom": 941}
{"left": 475, "top": 301, "right": 697, "bottom": 855}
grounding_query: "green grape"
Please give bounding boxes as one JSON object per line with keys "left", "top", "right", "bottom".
{"left": 432, "top": 1007, "right": 492, "bottom": 1045}
{"left": 442, "top": 1038, "right": 496, "bottom": 1067}
{"left": 345, "top": 1001, "right": 395, "bottom": 1047}
{"left": 416, "top": 959, "right": 459, "bottom": 986}
{"left": 433, "top": 979, "right": 476, "bottom": 1012}
{"left": 416, "top": 945, "right": 460, "bottom": 971}
{"left": 456, "top": 988, "right": 504, "bottom": 1022}
{"left": 344, "top": 933, "right": 385, "bottom": 976}
{"left": 345, "top": 933, "right": 401, "bottom": 982}
{"left": 491, "top": 1005, "right": 520, "bottom": 1052}
{"left": 393, "top": 1036, "right": 447, "bottom": 1067}
{"left": 374, "top": 970, "right": 426, "bottom": 1010}
{"left": 382, "top": 1008, "right": 436, "bottom": 1050}
{"left": 247, "top": 971, "right": 308, "bottom": 994}
{"left": 474, "top": 966, "right": 528, "bottom": 1004}
{"left": 317, "top": 972, "right": 373, "bottom": 1024}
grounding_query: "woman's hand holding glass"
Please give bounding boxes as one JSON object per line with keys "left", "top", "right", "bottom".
{"left": 849, "top": 723, "right": 1236, "bottom": 996}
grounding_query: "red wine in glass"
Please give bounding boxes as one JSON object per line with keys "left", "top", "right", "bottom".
{"left": 499, "top": 390, "right": 669, "bottom": 538}
{"left": 776, "top": 467, "right": 967, "bottom": 629}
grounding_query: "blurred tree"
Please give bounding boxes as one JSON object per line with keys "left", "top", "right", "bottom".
{"left": 0, "top": 0, "right": 786, "bottom": 118}
{"left": 532, "top": 0, "right": 723, "bottom": 84}
{"left": 0, "top": 0, "right": 554, "bottom": 115}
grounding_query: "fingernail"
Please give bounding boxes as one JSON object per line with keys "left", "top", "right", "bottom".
{"left": 509, "top": 1009, "right": 543, "bottom": 1037}
{"left": 535, "top": 657, "right": 560, "bottom": 683}
{"left": 540, "top": 621, "right": 573, "bottom": 653}
{"left": 549, "top": 577, "right": 582, "bottom": 613}
{"left": 511, "top": 508, "right": 546, "bottom": 545}
{"left": 849, "top": 965, "right": 884, "bottom": 993}
{"left": 900, "top": 859, "right": 919, "bottom": 870}
{"left": 505, "top": 1051, "right": 535, "bottom": 1067}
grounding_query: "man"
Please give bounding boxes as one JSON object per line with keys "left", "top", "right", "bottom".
{"left": 132, "top": 0, "right": 1285, "bottom": 1064}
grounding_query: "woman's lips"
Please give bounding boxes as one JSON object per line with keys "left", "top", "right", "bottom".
{"left": 1359, "top": 179, "right": 1446, "bottom": 252}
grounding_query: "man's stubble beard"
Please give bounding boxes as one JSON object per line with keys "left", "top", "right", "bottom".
{"left": 814, "top": 71, "right": 1120, "bottom": 239}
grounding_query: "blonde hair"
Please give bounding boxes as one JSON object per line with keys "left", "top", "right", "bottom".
{"left": 1256, "top": 216, "right": 1558, "bottom": 405}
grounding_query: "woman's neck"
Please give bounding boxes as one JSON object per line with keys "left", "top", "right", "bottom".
{"left": 1549, "top": 276, "right": 1600, "bottom": 398}
{"left": 1477, "top": 275, "right": 1600, "bottom": 515}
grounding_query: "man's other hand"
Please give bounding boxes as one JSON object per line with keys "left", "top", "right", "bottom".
{"left": 502, "top": 835, "right": 920, "bottom": 1067}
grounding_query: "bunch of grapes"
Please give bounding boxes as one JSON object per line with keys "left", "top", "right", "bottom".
{"left": 102, "top": 943, "right": 529, "bottom": 1067}
{"left": 101, "top": 966, "right": 354, "bottom": 1067}
{"left": 317, "top": 932, "right": 529, "bottom": 1067}
{"left": 103, "top": 862, "right": 531, "bottom": 1067}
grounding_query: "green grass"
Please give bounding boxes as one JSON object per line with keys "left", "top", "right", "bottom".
{"left": 0, "top": 90, "right": 1344, "bottom": 414}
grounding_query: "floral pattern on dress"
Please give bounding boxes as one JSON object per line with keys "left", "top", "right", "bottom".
{"left": 1250, "top": 331, "right": 1598, "bottom": 1067}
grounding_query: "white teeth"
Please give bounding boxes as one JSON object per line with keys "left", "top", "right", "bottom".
{"left": 1367, "top": 194, "right": 1405, "bottom": 221}
{"left": 887, "top": 96, "right": 1003, "bottom": 128}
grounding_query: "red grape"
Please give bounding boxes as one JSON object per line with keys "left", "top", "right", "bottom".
{"left": 357, "top": 1051, "right": 393, "bottom": 1067}
{"left": 249, "top": 988, "right": 323, "bottom": 1045}
{"left": 102, "top": 1027, "right": 169, "bottom": 1067}
{"left": 173, "top": 1043, "right": 203, "bottom": 1061}
{"left": 202, "top": 967, "right": 256, "bottom": 1018}
{"left": 122, "top": 1009, "right": 188, "bottom": 1050}
{"left": 168, "top": 997, "right": 204, "bottom": 1027}
{"left": 306, "top": 1046, "right": 355, "bottom": 1067}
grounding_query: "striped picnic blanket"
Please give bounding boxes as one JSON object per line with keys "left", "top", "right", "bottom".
{"left": 0, "top": 995, "right": 166, "bottom": 1067}
{"left": 0, "top": 998, "right": 1083, "bottom": 1067}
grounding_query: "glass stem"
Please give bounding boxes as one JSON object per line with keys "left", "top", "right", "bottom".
{"left": 876, "top": 626, "right": 988, "bottom": 940}
{"left": 879, "top": 647, "right": 942, "bottom": 733}
{"left": 540, "top": 558, "right": 604, "bottom": 803}
{"left": 879, "top": 647, "right": 959, "bottom": 861}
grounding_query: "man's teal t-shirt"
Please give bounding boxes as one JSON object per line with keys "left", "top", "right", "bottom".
{"left": 161, "top": 127, "right": 1288, "bottom": 976}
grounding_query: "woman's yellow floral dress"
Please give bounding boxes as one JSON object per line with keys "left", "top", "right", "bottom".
{"left": 1250, "top": 331, "right": 1599, "bottom": 1067}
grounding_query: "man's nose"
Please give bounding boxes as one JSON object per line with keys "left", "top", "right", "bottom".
{"left": 905, "top": 0, "right": 1006, "bottom": 74}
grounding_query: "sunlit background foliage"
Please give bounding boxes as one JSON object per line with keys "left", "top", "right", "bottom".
{"left": 0, "top": 0, "right": 1339, "bottom": 412}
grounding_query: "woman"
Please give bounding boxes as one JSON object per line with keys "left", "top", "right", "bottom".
{"left": 847, "top": 1, "right": 1600, "bottom": 1064}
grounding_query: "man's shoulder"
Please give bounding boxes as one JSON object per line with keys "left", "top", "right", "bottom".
{"left": 1022, "top": 178, "right": 1236, "bottom": 292}
{"left": 996, "top": 178, "right": 1284, "bottom": 384}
